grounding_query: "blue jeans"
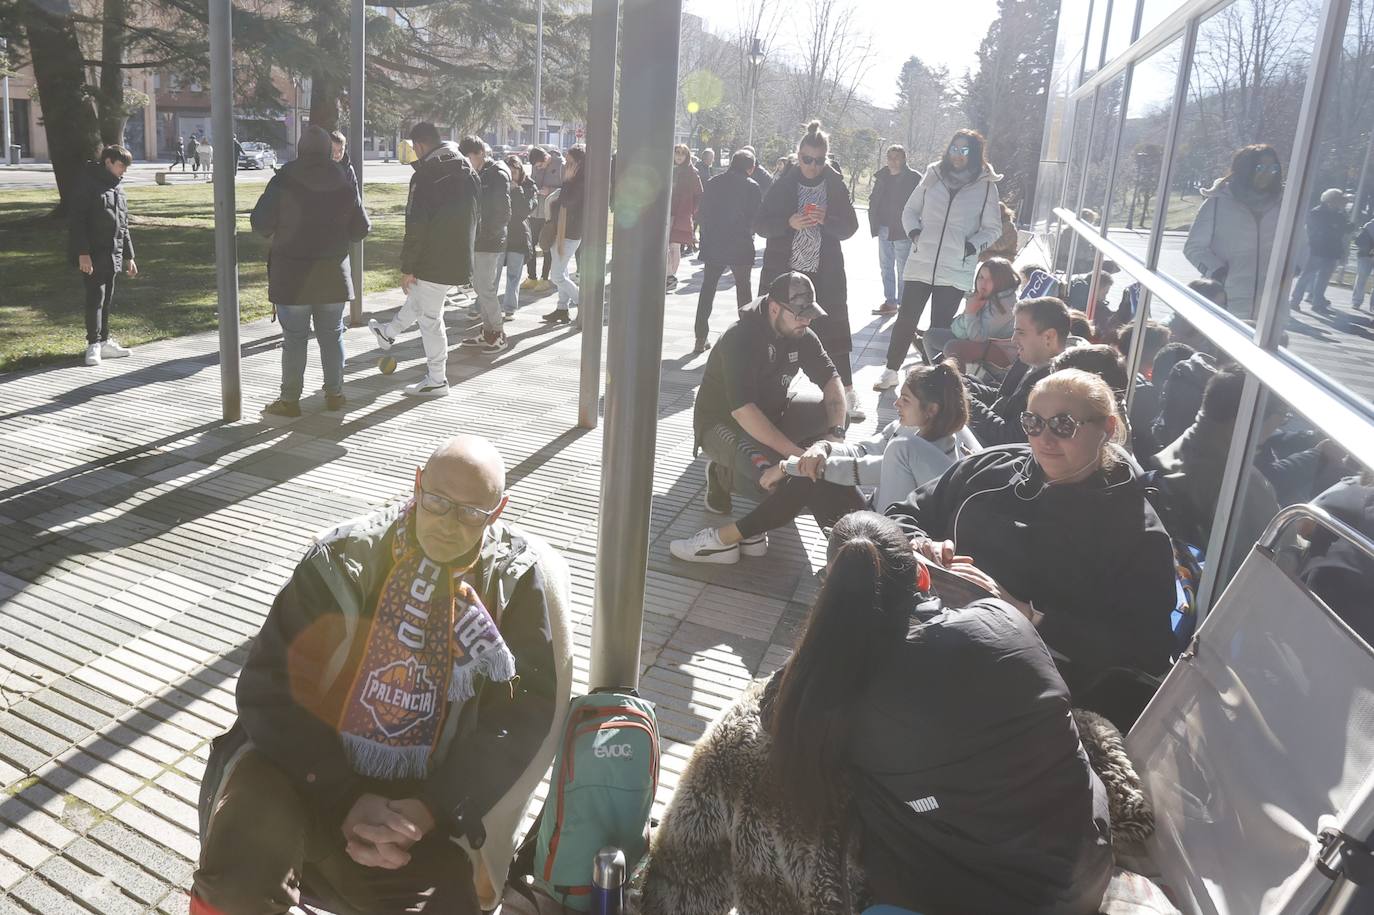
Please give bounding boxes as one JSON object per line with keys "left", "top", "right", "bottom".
{"left": 1290, "top": 255, "right": 1340, "bottom": 306}
{"left": 1353, "top": 255, "right": 1372, "bottom": 306}
{"left": 877, "top": 225, "right": 913, "bottom": 304}
{"left": 501, "top": 251, "right": 525, "bottom": 314}
{"left": 276, "top": 301, "right": 346, "bottom": 401}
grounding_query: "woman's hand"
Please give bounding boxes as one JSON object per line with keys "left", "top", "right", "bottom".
{"left": 911, "top": 537, "right": 956, "bottom": 566}
{"left": 788, "top": 211, "right": 821, "bottom": 231}
{"left": 945, "top": 558, "right": 1037, "bottom": 622}
{"left": 759, "top": 463, "right": 786, "bottom": 491}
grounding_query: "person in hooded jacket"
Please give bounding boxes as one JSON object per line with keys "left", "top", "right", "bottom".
{"left": 755, "top": 120, "right": 864, "bottom": 422}
{"left": 888, "top": 370, "right": 1178, "bottom": 729}
{"left": 693, "top": 149, "right": 763, "bottom": 353}
{"left": 69, "top": 144, "right": 138, "bottom": 367}
{"left": 1289, "top": 188, "right": 1351, "bottom": 314}
{"left": 458, "top": 136, "right": 513, "bottom": 354}
{"left": 501, "top": 155, "right": 537, "bottom": 318}
{"left": 875, "top": 129, "right": 1004, "bottom": 392}
{"left": 252, "top": 126, "right": 371, "bottom": 418}
{"left": 368, "top": 122, "right": 480, "bottom": 399}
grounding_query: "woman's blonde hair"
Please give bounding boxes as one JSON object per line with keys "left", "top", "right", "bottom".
{"left": 1030, "top": 369, "right": 1128, "bottom": 468}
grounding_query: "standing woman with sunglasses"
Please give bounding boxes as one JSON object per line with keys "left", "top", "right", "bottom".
{"left": 876, "top": 129, "right": 1004, "bottom": 391}
{"left": 886, "top": 369, "right": 1177, "bottom": 729}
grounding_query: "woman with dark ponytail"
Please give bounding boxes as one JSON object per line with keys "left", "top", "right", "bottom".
{"left": 643, "top": 512, "right": 1135, "bottom": 915}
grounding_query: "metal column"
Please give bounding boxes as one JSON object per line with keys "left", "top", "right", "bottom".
{"left": 1, "top": 38, "right": 12, "bottom": 165}
{"left": 577, "top": 0, "right": 618, "bottom": 429}
{"left": 589, "top": 0, "right": 682, "bottom": 691}
{"left": 349, "top": 0, "right": 365, "bottom": 326}
{"left": 210, "top": 0, "right": 241, "bottom": 421}
{"left": 533, "top": 0, "right": 544, "bottom": 146}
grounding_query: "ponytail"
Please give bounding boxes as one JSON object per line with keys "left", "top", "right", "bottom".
{"left": 904, "top": 358, "right": 970, "bottom": 442}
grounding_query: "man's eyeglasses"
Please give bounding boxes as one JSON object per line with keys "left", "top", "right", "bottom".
{"left": 415, "top": 474, "right": 504, "bottom": 525}
{"left": 798, "top": 153, "right": 825, "bottom": 166}
{"left": 949, "top": 145, "right": 972, "bottom": 157}
{"left": 1019, "top": 411, "right": 1103, "bottom": 440}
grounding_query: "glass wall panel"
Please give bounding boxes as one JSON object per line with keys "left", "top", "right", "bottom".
{"left": 1059, "top": 0, "right": 1097, "bottom": 93}
{"left": 1068, "top": 75, "right": 1126, "bottom": 275}
{"left": 1106, "top": 39, "right": 1182, "bottom": 249}
{"left": 1103, "top": 0, "right": 1141, "bottom": 66}
{"left": 1275, "top": 0, "right": 1374, "bottom": 414}
{"left": 1138, "top": 0, "right": 1188, "bottom": 38}
{"left": 1157, "top": 0, "right": 1318, "bottom": 323}
{"left": 1056, "top": 103, "right": 1097, "bottom": 270}
{"left": 1083, "top": 0, "right": 1108, "bottom": 80}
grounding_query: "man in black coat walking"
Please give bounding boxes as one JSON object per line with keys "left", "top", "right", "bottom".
{"left": 458, "top": 136, "right": 512, "bottom": 354}
{"left": 68, "top": 144, "right": 137, "bottom": 367}
{"left": 693, "top": 150, "right": 763, "bottom": 353}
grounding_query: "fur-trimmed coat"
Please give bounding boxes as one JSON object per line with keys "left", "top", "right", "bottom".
{"left": 639, "top": 679, "right": 1153, "bottom": 915}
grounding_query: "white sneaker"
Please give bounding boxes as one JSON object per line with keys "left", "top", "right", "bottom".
{"left": 100, "top": 339, "right": 131, "bottom": 359}
{"left": 873, "top": 368, "right": 900, "bottom": 391}
{"left": 845, "top": 388, "right": 865, "bottom": 422}
{"left": 84, "top": 344, "right": 102, "bottom": 366}
{"left": 740, "top": 532, "right": 768, "bottom": 557}
{"left": 402, "top": 377, "right": 450, "bottom": 398}
{"left": 368, "top": 318, "right": 395, "bottom": 351}
{"left": 670, "top": 528, "right": 740, "bottom": 564}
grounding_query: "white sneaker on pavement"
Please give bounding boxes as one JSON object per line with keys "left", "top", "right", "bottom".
{"left": 845, "top": 388, "right": 865, "bottom": 422}
{"left": 873, "top": 368, "right": 900, "bottom": 391}
{"left": 100, "top": 339, "right": 131, "bottom": 359}
{"left": 740, "top": 532, "right": 768, "bottom": 557}
{"left": 84, "top": 344, "right": 102, "bottom": 366}
{"left": 402, "top": 377, "right": 450, "bottom": 398}
{"left": 368, "top": 318, "right": 395, "bottom": 351}
{"left": 670, "top": 528, "right": 740, "bottom": 564}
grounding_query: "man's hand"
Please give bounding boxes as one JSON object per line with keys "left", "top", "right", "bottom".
{"left": 126, "top": 260, "right": 138, "bottom": 278}
{"left": 797, "top": 442, "right": 829, "bottom": 481}
{"left": 342, "top": 793, "right": 432, "bottom": 870}
{"left": 78, "top": 254, "right": 94, "bottom": 275}
{"left": 759, "top": 463, "right": 786, "bottom": 491}
{"left": 401, "top": 273, "right": 417, "bottom": 294}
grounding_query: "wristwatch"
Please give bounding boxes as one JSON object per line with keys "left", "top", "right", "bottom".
{"left": 827, "top": 425, "right": 846, "bottom": 439}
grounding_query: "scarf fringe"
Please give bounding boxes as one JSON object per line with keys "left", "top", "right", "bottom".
{"left": 448, "top": 646, "right": 517, "bottom": 703}
{"left": 343, "top": 732, "right": 432, "bottom": 780}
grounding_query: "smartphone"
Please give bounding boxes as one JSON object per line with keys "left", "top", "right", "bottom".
{"left": 803, "top": 203, "right": 819, "bottom": 217}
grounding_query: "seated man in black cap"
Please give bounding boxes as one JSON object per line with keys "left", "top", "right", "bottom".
{"left": 672, "top": 271, "right": 863, "bottom": 564}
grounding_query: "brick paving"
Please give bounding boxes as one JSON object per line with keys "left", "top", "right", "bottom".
{"left": 0, "top": 228, "right": 900, "bottom": 913}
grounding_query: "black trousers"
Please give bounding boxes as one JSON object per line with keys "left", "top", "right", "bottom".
{"left": 884, "top": 280, "right": 965, "bottom": 370}
{"left": 694, "top": 262, "right": 753, "bottom": 340}
{"left": 83, "top": 269, "right": 117, "bottom": 345}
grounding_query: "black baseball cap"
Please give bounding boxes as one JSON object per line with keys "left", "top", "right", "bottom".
{"left": 767, "top": 272, "right": 827, "bottom": 320}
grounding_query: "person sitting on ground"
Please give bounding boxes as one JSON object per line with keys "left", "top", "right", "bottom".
{"left": 1052, "top": 343, "right": 1128, "bottom": 393}
{"left": 888, "top": 370, "right": 1178, "bottom": 728}
{"left": 922, "top": 256, "right": 1021, "bottom": 367}
{"left": 643, "top": 512, "right": 1143, "bottom": 915}
{"left": 672, "top": 272, "right": 863, "bottom": 565}
{"left": 964, "top": 296, "right": 1073, "bottom": 445}
{"left": 193, "top": 436, "right": 565, "bottom": 915}
{"left": 1151, "top": 344, "right": 1230, "bottom": 450}
{"left": 1067, "top": 308, "right": 1095, "bottom": 343}
{"left": 762, "top": 360, "right": 981, "bottom": 513}
{"left": 1114, "top": 321, "right": 1171, "bottom": 456}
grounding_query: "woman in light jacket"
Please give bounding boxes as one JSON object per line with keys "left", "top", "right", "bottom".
{"left": 876, "top": 129, "right": 1003, "bottom": 391}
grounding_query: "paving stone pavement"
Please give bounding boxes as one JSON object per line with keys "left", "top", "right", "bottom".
{"left": 0, "top": 226, "right": 909, "bottom": 912}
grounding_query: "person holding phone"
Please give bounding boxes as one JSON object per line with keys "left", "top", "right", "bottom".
{"left": 922, "top": 257, "right": 1021, "bottom": 368}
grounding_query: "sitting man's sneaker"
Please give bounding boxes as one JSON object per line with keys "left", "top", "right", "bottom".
{"left": 703, "top": 460, "right": 732, "bottom": 514}
{"left": 84, "top": 343, "right": 102, "bottom": 366}
{"left": 873, "top": 368, "right": 900, "bottom": 390}
{"left": 100, "top": 338, "right": 131, "bottom": 359}
{"left": 740, "top": 532, "right": 768, "bottom": 557}
{"left": 325, "top": 393, "right": 347, "bottom": 412}
{"left": 481, "top": 332, "right": 509, "bottom": 354}
{"left": 692, "top": 337, "right": 712, "bottom": 355}
{"left": 367, "top": 318, "right": 395, "bottom": 351}
{"left": 671, "top": 528, "right": 739, "bottom": 564}
{"left": 845, "top": 388, "right": 866, "bottom": 422}
{"left": 542, "top": 308, "right": 572, "bottom": 324}
{"left": 263, "top": 399, "right": 302, "bottom": 418}
{"left": 403, "top": 376, "right": 450, "bottom": 398}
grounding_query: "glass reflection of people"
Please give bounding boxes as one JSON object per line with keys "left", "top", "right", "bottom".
{"left": 1289, "top": 189, "right": 1351, "bottom": 315}
{"left": 1184, "top": 144, "right": 1288, "bottom": 321}
{"left": 1300, "top": 468, "right": 1374, "bottom": 643}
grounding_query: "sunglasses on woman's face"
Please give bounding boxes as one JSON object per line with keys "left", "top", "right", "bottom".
{"left": 1255, "top": 163, "right": 1282, "bottom": 176}
{"left": 949, "top": 146, "right": 971, "bottom": 157}
{"left": 1019, "top": 411, "right": 1102, "bottom": 439}
{"left": 798, "top": 153, "right": 825, "bottom": 166}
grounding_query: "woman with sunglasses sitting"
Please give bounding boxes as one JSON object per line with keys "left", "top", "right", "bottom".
{"left": 886, "top": 369, "right": 1176, "bottom": 728}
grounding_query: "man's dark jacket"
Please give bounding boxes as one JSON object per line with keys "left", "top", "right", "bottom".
{"left": 868, "top": 164, "right": 922, "bottom": 237}
{"left": 1307, "top": 203, "right": 1350, "bottom": 259}
{"left": 506, "top": 176, "right": 538, "bottom": 256}
{"left": 475, "top": 158, "right": 513, "bottom": 253}
{"left": 68, "top": 162, "right": 134, "bottom": 274}
{"left": 699, "top": 169, "right": 762, "bottom": 268}
{"left": 251, "top": 155, "right": 370, "bottom": 306}
{"left": 965, "top": 360, "right": 1051, "bottom": 446}
{"left": 402, "top": 142, "right": 481, "bottom": 285}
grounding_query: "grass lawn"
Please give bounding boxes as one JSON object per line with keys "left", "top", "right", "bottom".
{"left": 0, "top": 181, "right": 409, "bottom": 373}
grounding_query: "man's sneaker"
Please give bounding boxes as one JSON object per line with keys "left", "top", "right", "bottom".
{"left": 670, "top": 528, "right": 740, "bottom": 564}
{"left": 740, "top": 532, "right": 768, "bottom": 557}
{"left": 368, "top": 318, "right": 395, "bottom": 351}
{"left": 100, "top": 338, "right": 131, "bottom": 359}
{"left": 83, "top": 344, "right": 101, "bottom": 366}
{"left": 262, "top": 398, "right": 301, "bottom": 417}
{"left": 666, "top": 275, "right": 679, "bottom": 291}
{"left": 520, "top": 277, "right": 538, "bottom": 290}
{"left": 873, "top": 368, "right": 900, "bottom": 390}
{"left": 503, "top": 311, "right": 516, "bottom": 321}
{"left": 325, "top": 393, "right": 347, "bottom": 411}
{"left": 542, "top": 308, "right": 571, "bottom": 324}
{"left": 846, "top": 388, "right": 866, "bottom": 423}
{"left": 872, "top": 302, "right": 899, "bottom": 316}
{"left": 403, "top": 377, "right": 450, "bottom": 398}
{"left": 461, "top": 331, "right": 486, "bottom": 346}
{"left": 703, "top": 460, "right": 732, "bottom": 514}
{"left": 481, "top": 333, "right": 509, "bottom": 354}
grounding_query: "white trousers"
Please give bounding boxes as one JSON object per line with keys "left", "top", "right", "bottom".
{"left": 383, "top": 278, "right": 450, "bottom": 384}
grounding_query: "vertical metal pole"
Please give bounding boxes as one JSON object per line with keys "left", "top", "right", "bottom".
{"left": 577, "top": 0, "right": 618, "bottom": 429}
{"left": 1, "top": 38, "right": 12, "bottom": 164}
{"left": 746, "top": 67, "right": 755, "bottom": 148}
{"left": 589, "top": 0, "right": 682, "bottom": 691}
{"left": 349, "top": 0, "right": 365, "bottom": 326}
{"left": 210, "top": 0, "right": 241, "bottom": 421}
{"left": 533, "top": 0, "right": 544, "bottom": 147}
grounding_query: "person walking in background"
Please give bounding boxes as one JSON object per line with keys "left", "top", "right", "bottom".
{"left": 667, "top": 144, "right": 703, "bottom": 291}
{"left": 368, "top": 121, "right": 480, "bottom": 398}
{"left": 459, "top": 136, "right": 513, "bottom": 355}
{"left": 69, "top": 145, "right": 138, "bottom": 367}
{"left": 171, "top": 136, "right": 187, "bottom": 171}
{"left": 755, "top": 120, "right": 864, "bottom": 422}
{"left": 502, "top": 155, "right": 537, "bottom": 319}
{"left": 542, "top": 144, "right": 585, "bottom": 325}
{"left": 1353, "top": 214, "right": 1374, "bottom": 309}
{"left": 525, "top": 146, "right": 564, "bottom": 290}
{"left": 252, "top": 126, "right": 371, "bottom": 418}
{"left": 875, "top": 128, "right": 1004, "bottom": 392}
{"left": 1290, "top": 188, "right": 1351, "bottom": 315}
{"left": 740, "top": 145, "right": 772, "bottom": 196}
{"left": 198, "top": 136, "right": 214, "bottom": 180}
{"left": 693, "top": 148, "right": 717, "bottom": 255}
{"left": 693, "top": 149, "right": 763, "bottom": 354}
{"left": 869, "top": 144, "right": 922, "bottom": 317}
{"left": 188, "top": 134, "right": 201, "bottom": 172}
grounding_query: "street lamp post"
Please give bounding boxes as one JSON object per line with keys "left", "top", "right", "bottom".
{"left": 745, "top": 37, "right": 763, "bottom": 148}
{"left": 1, "top": 37, "right": 12, "bottom": 165}
{"left": 533, "top": 0, "right": 544, "bottom": 147}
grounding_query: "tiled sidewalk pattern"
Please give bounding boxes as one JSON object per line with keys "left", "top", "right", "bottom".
{"left": 0, "top": 230, "right": 901, "bottom": 913}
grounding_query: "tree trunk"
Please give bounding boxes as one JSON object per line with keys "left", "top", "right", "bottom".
{"left": 18, "top": 0, "right": 102, "bottom": 215}
{"left": 97, "top": 0, "right": 130, "bottom": 146}
{"left": 307, "top": 2, "right": 345, "bottom": 130}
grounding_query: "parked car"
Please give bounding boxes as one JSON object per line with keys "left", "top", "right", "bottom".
{"left": 238, "top": 142, "right": 278, "bottom": 170}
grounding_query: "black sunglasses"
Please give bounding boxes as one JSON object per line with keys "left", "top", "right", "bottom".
{"left": 1019, "top": 411, "right": 1103, "bottom": 439}
{"left": 798, "top": 153, "right": 825, "bottom": 166}
{"left": 949, "top": 145, "right": 972, "bottom": 157}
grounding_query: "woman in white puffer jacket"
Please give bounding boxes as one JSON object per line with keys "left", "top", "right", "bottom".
{"left": 876, "top": 129, "right": 1003, "bottom": 390}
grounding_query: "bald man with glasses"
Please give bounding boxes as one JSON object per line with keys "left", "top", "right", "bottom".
{"left": 193, "top": 435, "right": 560, "bottom": 915}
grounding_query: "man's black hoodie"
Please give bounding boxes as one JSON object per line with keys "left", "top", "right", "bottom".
{"left": 402, "top": 142, "right": 480, "bottom": 286}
